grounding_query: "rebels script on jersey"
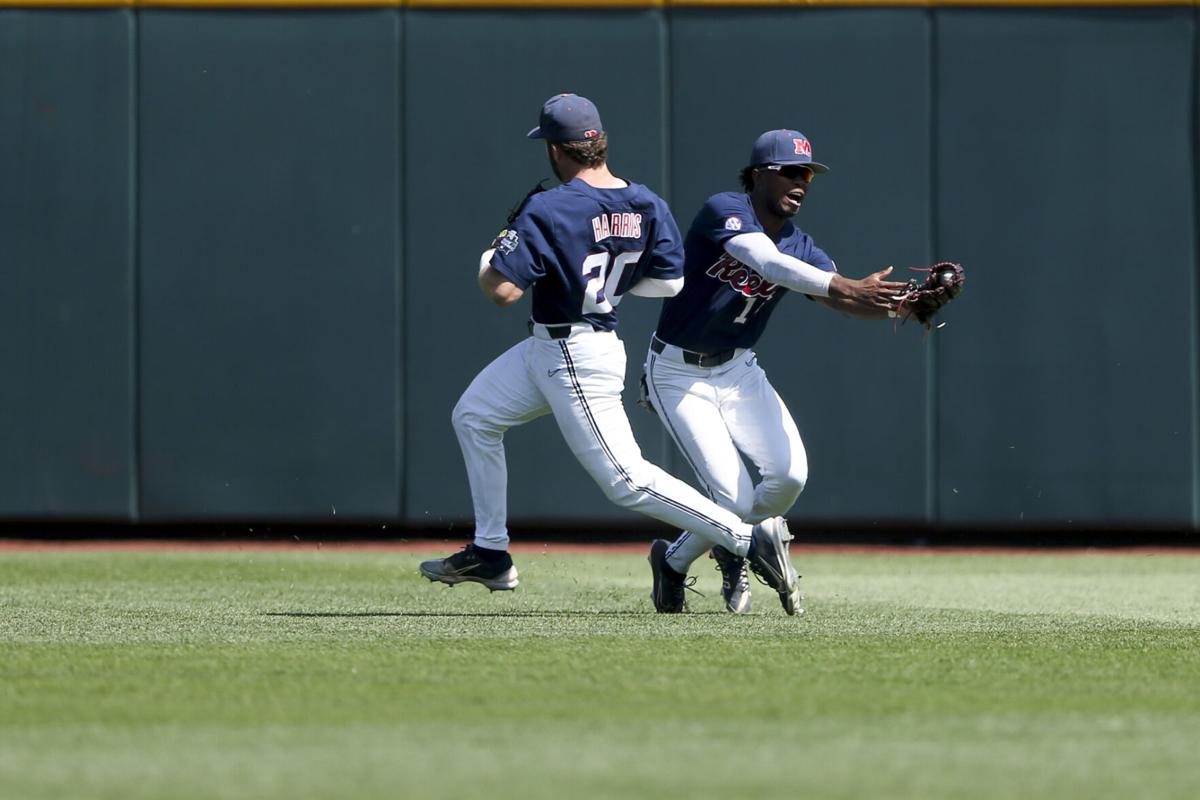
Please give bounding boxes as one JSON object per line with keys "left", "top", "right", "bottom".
{"left": 489, "top": 179, "right": 684, "bottom": 332}
{"left": 655, "top": 192, "right": 835, "bottom": 353}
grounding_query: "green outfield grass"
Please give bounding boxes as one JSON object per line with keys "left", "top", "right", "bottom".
{"left": 2, "top": 545, "right": 1198, "bottom": 800}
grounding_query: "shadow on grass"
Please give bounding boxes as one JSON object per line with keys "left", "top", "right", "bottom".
{"left": 264, "top": 611, "right": 724, "bottom": 618}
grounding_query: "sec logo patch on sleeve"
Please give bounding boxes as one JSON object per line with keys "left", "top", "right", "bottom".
{"left": 724, "top": 217, "right": 743, "bottom": 231}
{"left": 494, "top": 229, "right": 520, "bottom": 255}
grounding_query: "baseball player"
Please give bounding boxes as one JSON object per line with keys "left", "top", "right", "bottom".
{"left": 420, "top": 96, "right": 801, "bottom": 614}
{"left": 642, "top": 129, "right": 906, "bottom": 614}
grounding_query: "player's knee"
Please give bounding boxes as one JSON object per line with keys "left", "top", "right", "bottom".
{"left": 764, "top": 463, "right": 807, "bottom": 506}
{"left": 594, "top": 462, "right": 653, "bottom": 509}
{"left": 451, "top": 396, "right": 481, "bottom": 436}
{"left": 597, "top": 479, "right": 640, "bottom": 509}
{"left": 779, "top": 464, "right": 808, "bottom": 502}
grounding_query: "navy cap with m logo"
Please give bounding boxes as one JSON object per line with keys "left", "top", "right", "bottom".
{"left": 748, "top": 129, "right": 830, "bottom": 173}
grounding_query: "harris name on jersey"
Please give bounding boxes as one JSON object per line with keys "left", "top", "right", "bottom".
{"left": 592, "top": 212, "right": 643, "bottom": 243}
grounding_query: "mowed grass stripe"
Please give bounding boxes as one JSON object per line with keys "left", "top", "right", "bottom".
{"left": 2, "top": 549, "right": 1198, "bottom": 800}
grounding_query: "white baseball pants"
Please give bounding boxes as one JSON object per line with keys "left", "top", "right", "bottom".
{"left": 451, "top": 323, "right": 755, "bottom": 554}
{"left": 643, "top": 338, "right": 808, "bottom": 573}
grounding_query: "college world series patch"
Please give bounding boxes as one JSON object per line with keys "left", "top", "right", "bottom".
{"left": 494, "top": 229, "right": 520, "bottom": 255}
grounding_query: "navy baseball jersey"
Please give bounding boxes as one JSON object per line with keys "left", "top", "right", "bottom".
{"left": 489, "top": 178, "right": 684, "bottom": 332}
{"left": 655, "top": 192, "right": 835, "bottom": 353}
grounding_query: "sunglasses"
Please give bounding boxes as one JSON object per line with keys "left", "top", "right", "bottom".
{"left": 761, "top": 164, "right": 815, "bottom": 182}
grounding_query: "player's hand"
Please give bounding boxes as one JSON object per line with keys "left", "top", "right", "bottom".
{"left": 831, "top": 267, "right": 908, "bottom": 310}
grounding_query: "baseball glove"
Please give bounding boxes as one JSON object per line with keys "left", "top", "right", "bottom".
{"left": 894, "top": 261, "right": 964, "bottom": 329}
{"left": 505, "top": 180, "right": 549, "bottom": 225}
{"left": 490, "top": 180, "right": 549, "bottom": 256}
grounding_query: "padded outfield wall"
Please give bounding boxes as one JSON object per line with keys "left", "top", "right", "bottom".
{"left": 1, "top": 1, "right": 1197, "bottom": 535}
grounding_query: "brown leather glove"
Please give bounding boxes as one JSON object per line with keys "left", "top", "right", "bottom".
{"left": 895, "top": 262, "right": 965, "bottom": 328}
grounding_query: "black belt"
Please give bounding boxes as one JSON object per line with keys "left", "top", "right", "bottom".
{"left": 528, "top": 321, "right": 594, "bottom": 339}
{"left": 651, "top": 337, "right": 737, "bottom": 368}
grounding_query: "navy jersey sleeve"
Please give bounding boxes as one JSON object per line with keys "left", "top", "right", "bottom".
{"left": 488, "top": 196, "right": 555, "bottom": 290}
{"left": 629, "top": 196, "right": 685, "bottom": 284}
{"left": 695, "top": 193, "right": 764, "bottom": 251}
{"left": 804, "top": 241, "right": 837, "bottom": 273}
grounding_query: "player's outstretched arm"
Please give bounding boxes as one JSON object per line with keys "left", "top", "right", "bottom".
{"left": 725, "top": 233, "right": 837, "bottom": 296}
{"left": 827, "top": 268, "right": 907, "bottom": 312}
{"left": 726, "top": 234, "right": 906, "bottom": 314}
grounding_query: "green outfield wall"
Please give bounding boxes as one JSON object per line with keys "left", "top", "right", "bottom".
{"left": 1, "top": 2, "right": 1197, "bottom": 534}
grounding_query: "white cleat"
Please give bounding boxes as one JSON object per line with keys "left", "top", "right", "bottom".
{"left": 746, "top": 517, "right": 803, "bottom": 616}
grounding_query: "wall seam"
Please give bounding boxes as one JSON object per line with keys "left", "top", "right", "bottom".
{"left": 395, "top": 7, "right": 406, "bottom": 524}
{"left": 129, "top": 6, "right": 142, "bottom": 524}
{"left": 658, "top": 3, "right": 674, "bottom": 470}
{"left": 660, "top": 6, "right": 671, "bottom": 202}
{"left": 925, "top": 6, "right": 939, "bottom": 530}
{"left": 1193, "top": 5, "right": 1199, "bottom": 530}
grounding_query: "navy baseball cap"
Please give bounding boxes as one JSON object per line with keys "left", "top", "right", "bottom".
{"left": 527, "top": 93, "right": 604, "bottom": 143}
{"left": 748, "top": 129, "right": 829, "bottom": 173}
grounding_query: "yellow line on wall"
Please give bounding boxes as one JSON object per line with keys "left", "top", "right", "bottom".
{"left": 139, "top": 0, "right": 399, "bottom": 6}
{"left": 407, "top": 0, "right": 665, "bottom": 6}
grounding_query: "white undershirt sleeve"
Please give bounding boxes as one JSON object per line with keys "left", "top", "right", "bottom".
{"left": 627, "top": 275, "right": 684, "bottom": 298}
{"left": 478, "top": 248, "right": 496, "bottom": 278}
{"left": 724, "top": 232, "right": 835, "bottom": 297}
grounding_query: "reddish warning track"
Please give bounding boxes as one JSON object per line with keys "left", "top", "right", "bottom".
{"left": 0, "top": 539, "right": 1196, "bottom": 557}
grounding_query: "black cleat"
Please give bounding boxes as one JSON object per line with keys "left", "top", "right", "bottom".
{"left": 419, "top": 544, "right": 519, "bottom": 592}
{"left": 711, "top": 546, "right": 752, "bottom": 614}
{"left": 746, "top": 517, "right": 803, "bottom": 615}
{"left": 648, "top": 539, "right": 689, "bottom": 613}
